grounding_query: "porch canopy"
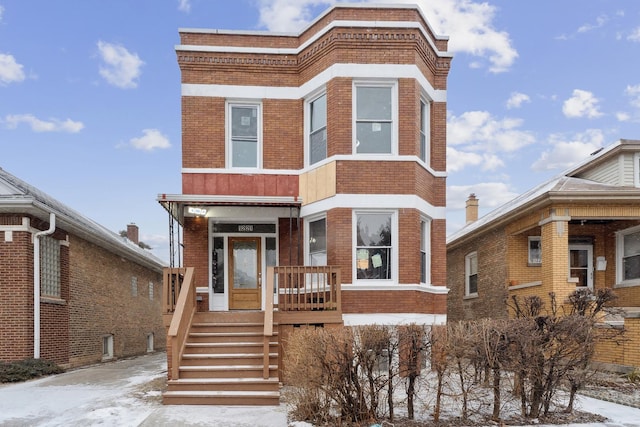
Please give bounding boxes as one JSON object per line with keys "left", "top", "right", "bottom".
{"left": 157, "top": 193, "right": 303, "bottom": 267}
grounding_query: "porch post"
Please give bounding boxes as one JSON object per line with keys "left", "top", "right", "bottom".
{"left": 539, "top": 209, "right": 573, "bottom": 311}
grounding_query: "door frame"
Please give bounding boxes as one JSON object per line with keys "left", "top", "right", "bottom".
{"left": 568, "top": 243, "right": 593, "bottom": 289}
{"left": 228, "top": 236, "right": 262, "bottom": 310}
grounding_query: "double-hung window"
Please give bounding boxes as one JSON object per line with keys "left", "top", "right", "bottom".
{"left": 356, "top": 212, "right": 393, "bottom": 280}
{"left": 618, "top": 225, "right": 640, "bottom": 284}
{"left": 354, "top": 83, "right": 396, "bottom": 154}
{"left": 229, "top": 103, "right": 260, "bottom": 168}
{"left": 420, "top": 219, "right": 430, "bottom": 284}
{"left": 465, "top": 252, "right": 478, "bottom": 296}
{"left": 40, "top": 236, "right": 60, "bottom": 297}
{"left": 419, "top": 98, "right": 430, "bottom": 163}
{"left": 308, "top": 93, "right": 327, "bottom": 165}
{"left": 635, "top": 152, "right": 640, "bottom": 188}
{"left": 308, "top": 217, "right": 327, "bottom": 266}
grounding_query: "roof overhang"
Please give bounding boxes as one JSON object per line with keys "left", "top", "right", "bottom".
{"left": 157, "top": 194, "right": 302, "bottom": 225}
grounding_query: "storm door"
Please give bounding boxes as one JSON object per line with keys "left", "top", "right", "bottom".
{"left": 569, "top": 244, "right": 593, "bottom": 289}
{"left": 228, "top": 237, "right": 262, "bottom": 310}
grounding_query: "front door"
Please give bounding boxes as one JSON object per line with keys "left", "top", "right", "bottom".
{"left": 229, "top": 237, "right": 262, "bottom": 310}
{"left": 569, "top": 244, "right": 593, "bottom": 289}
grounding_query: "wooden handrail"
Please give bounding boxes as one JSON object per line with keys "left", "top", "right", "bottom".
{"left": 274, "top": 266, "right": 341, "bottom": 312}
{"left": 166, "top": 267, "right": 196, "bottom": 380}
{"left": 263, "top": 267, "right": 275, "bottom": 379}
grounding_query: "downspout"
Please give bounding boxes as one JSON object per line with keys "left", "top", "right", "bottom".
{"left": 33, "top": 212, "right": 56, "bottom": 359}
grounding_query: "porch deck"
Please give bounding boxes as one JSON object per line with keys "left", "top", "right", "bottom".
{"left": 161, "top": 265, "right": 343, "bottom": 405}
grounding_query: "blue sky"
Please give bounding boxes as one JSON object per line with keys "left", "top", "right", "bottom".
{"left": 1, "top": 0, "right": 639, "bottom": 263}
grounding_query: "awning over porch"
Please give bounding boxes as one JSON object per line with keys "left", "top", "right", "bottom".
{"left": 157, "top": 194, "right": 302, "bottom": 225}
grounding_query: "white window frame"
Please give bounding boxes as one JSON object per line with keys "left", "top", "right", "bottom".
{"left": 40, "top": 235, "right": 60, "bottom": 297}
{"left": 102, "top": 335, "right": 114, "bottom": 360}
{"left": 419, "top": 96, "right": 431, "bottom": 165}
{"left": 306, "top": 214, "right": 327, "bottom": 266}
{"left": 420, "top": 217, "right": 431, "bottom": 284}
{"left": 146, "top": 333, "right": 154, "bottom": 352}
{"left": 352, "top": 81, "right": 398, "bottom": 156}
{"left": 353, "top": 210, "right": 398, "bottom": 284}
{"left": 305, "top": 89, "right": 327, "bottom": 167}
{"left": 616, "top": 224, "right": 640, "bottom": 287}
{"left": 465, "top": 252, "right": 478, "bottom": 297}
{"left": 528, "top": 236, "right": 542, "bottom": 265}
{"left": 226, "top": 101, "right": 262, "bottom": 169}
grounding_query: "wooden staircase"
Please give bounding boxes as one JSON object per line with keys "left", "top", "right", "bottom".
{"left": 163, "top": 311, "right": 280, "bottom": 405}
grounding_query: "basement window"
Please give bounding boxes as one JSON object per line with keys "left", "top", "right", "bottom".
{"left": 102, "top": 335, "right": 114, "bottom": 360}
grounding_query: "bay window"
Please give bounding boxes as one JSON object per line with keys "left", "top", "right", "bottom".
{"left": 308, "top": 93, "right": 327, "bottom": 165}
{"left": 354, "top": 83, "right": 396, "bottom": 154}
{"left": 355, "top": 212, "right": 393, "bottom": 280}
{"left": 618, "top": 225, "right": 640, "bottom": 284}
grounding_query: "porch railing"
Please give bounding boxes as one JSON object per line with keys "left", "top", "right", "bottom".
{"left": 271, "top": 265, "right": 342, "bottom": 312}
{"left": 164, "top": 267, "right": 196, "bottom": 379}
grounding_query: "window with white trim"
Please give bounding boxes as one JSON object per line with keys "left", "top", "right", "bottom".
{"left": 618, "top": 225, "right": 640, "bottom": 284}
{"left": 308, "top": 93, "right": 327, "bottom": 165}
{"left": 528, "top": 236, "right": 542, "bottom": 265}
{"left": 102, "top": 335, "right": 114, "bottom": 360}
{"left": 354, "top": 82, "right": 396, "bottom": 154}
{"left": 308, "top": 217, "right": 327, "bottom": 266}
{"left": 635, "top": 152, "right": 640, "bottom": 188}
{"left": 465, "top": 252, "right": 478, "bottom": 296}
{"left": 420, "top": 218, "right": 430, "bottom": 284}
{"left": 419, "top": 98, "right": 430, "bottom": 164}
{"left": 228, "top": 103, "right": 260, "bottom": 168}
{"left": 40, "top": 236, "right": 60, "bottom": 297}
{"left": 356, "top": 212, "right": 393, "bottom": 280}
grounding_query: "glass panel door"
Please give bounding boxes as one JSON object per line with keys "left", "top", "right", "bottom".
{"left": 228, "top": 237, "right": 261, "bottom": 309}
{"left": 569, "top": 244, "right": 593, "bottom": 289}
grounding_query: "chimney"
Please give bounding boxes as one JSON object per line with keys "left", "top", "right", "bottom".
{"left": 126, "top": 223, "right": 139, "bottom": 245}
{"left": 466, "top": 194, "right": 479, "bottom": 224}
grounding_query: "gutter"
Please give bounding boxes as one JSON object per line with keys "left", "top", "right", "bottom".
{"left": 33, "top": 212, "right": 55, "bottom": 359}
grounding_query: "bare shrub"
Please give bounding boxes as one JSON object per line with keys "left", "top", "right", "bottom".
{"left": 398, "top": 324, "right": 429, "bottom": 420}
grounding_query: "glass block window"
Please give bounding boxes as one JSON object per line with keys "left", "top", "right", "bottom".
{"left": 40, "top": 236, "right": 60, "bottom": 297}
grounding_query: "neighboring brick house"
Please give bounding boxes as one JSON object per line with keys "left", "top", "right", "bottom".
{"left": 0, "top": 167, "right": 166, "bottom": 368}
{"left": 160, "top": 3, "right": 450, "bottom": 323}
{"left": 447, "top": 139, "right": 640, "bottom": 370}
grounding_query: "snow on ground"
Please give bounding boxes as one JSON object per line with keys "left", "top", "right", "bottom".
{"left": 0, "top": 351, "right": 638, "bottom": 426}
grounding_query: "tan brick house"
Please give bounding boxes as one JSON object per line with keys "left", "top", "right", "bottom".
{"left": 0, "top": 167, "right": 165, "bottom": 368}
{"left": 158, "top": 3, "right": 451, "bottom": 404}
{"left": 447, "top": 139, "right": 640, "bottom": 370}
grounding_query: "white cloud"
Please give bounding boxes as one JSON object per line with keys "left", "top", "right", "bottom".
{"left": 4, "top": 114, "right": 84, "bottom": 133}
{"left": 531, "top": 129, "right": 604, "bottom": 171}
{"left": 97, "top": 41, "right": 144, "bottom": 89}
{"left": 0, "top": 5, "right": 4, "bottom": 21}
{"left": 625, "top": 84, "right": 640, "bottom": 108}
{"left": 506, "top": 92, "right": 530, "bottom": 109}
{"left": 577, "top": 14, "right": 608, "bottom": 34}
{"left": 0, "top": 53, "right": 26, "bottom": 85}
{"left": 129, "top": 129, "right": 171, "bottom": 151}
{"left": 447, "top": 182, "right": 518, "bottom": 210}
{"left": 627, "top": 27, "right": 640, "bottom": 42}
{"left": 178, "top": 0, "right": 191, "bottom": 13}
{"left": 616, "top": 111, "right": 630, "bottom": 122}
{"left": 448, "top": 110, "right": 535, "bottom": 153}
{"left": 256, "top": 0, "right": 517, "bottom": 73}
{"left": 562, "top": 89, "right": 603, "bottom": 119}
{"left": 446, "top": 146, "right": 503, "bottom": 173}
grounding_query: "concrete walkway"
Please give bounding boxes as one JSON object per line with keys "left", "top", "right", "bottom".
{"left": 0, "top": 352, "right": 288, "bottom": 426}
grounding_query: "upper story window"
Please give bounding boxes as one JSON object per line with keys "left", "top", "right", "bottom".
{"left": 355, "top": 211, "right": 394, "bottom": 281}
{"left": 308, "top": 217, "right": 327, "bottom": 266}
{"left": 528, "top": 236, "right": 542, "bottom": 265}
{"left": 308, "top": 93, "right": 327, "bottom": 165}
{"left": 420, "top": 218, "right": 431, "bottom": 284}
{"left": 228, "top": 103, "right": 261, "bottom": 168}
{"left": 40, "top": 236, "right": 60, "bottom": 297}
{"left": 354, "top": 82, "right": 396, "bottom": 154}
{"left": 419, "top": 98, "right": 430, "bottom": 164}
{"left": 465, "top": 252, "right": 478, "bottom": 296}
{"left": 617, "top": 225, "right": 640, "bottom": 285}
{"left": 634, "top": 152, "right": 640, "bottom": 187}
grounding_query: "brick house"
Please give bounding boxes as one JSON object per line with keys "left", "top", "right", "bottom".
{"left": 0, "top": 167, "right": 166, "bottom": 368}
{"left": 158, "top": 3, "right": 451, "bottom": 404}
{"left": 447, "top": 139, "right": 640, "bottom": 370}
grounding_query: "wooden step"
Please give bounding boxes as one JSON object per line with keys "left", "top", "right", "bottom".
{"left": 167, "top": 377, "right": 279, "bottom": 392}
{"left": 191, "top": 322, "right": 273, "bottom": 333}
{"left": 162, "top": 390, "right": 280, "bottom": 405}
{"left": 184, "top": 341, "right": 277, "bottom": 354}
{"left": 181, "top": 353, "right": 278, "bottom": 366}
{"left": 187, "top": 331, "right": 277, "bottom": 344}
{"left": 178, "top": 364, "right": 278, "bottom": 379}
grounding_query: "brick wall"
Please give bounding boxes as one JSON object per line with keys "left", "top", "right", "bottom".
{"left": 68, "top": 235, "right": 165, "bottom": 368}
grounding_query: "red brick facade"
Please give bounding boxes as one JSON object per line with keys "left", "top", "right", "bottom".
{"left": 173, "top": 4, "right": 450, "bottom": 321}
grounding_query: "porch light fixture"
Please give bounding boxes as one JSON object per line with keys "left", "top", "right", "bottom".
{"left": 187, "top": 206, "right": 208, "bottom": 216}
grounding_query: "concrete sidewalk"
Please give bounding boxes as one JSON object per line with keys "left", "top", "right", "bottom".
{"left": 0, "top": 352, "right": 288, "bottom": 426}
